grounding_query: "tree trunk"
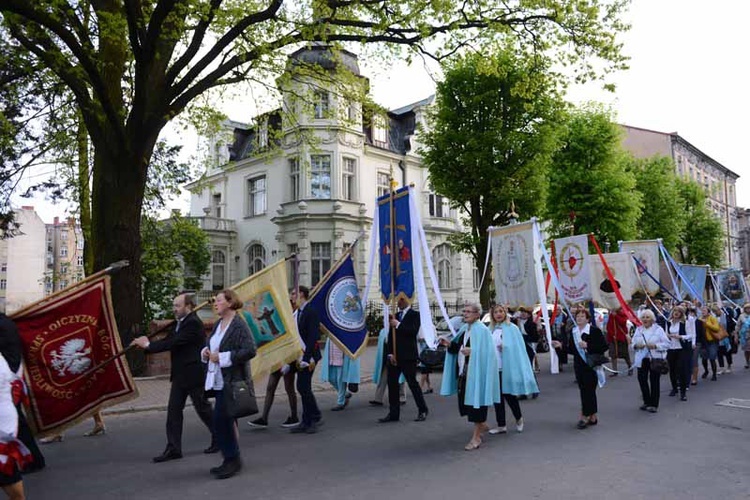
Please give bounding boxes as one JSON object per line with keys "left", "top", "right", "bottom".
{"left": 476, "top": 233, "right": 493, "bottom": 310}
{"left": 90, "top": 132, "right": 148, "bottom": 349}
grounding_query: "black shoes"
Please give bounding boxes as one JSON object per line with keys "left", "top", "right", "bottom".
{"left": 153, "top": 450, "right": 182, "bottom": 463}
{"left": 290, "top": 424, "right": 318, "bottom": 434}
{"left": 669, "top": 389, "right": 678, "bottom": 397}
{"left": 280, "top": 416, "right": 299, "bottom": 428}
{"left": 211, "top": 458, "right": 242, "bottom": 479}
{"left": 378, "top": 415, "right": 399, "bottom": 423}
{"left": 680, "top": 395, "right": 687, "bottom": 401}
{"left": 203, "top": 444, "right": 220, "bottom": 454}
{"left": 576, "top": 420, "right": 588, "bottom": 429}
{"left": 639, "top": 405, "right": 649, "bottom": 411}
{"left": 368, "top": 400, "right": 383, "bottom": 406}
{"left": 247, "top": 417, "right": 268, "bottom": 428}
{"left": 414, "top": 411, "right": 428, "bottom": 422}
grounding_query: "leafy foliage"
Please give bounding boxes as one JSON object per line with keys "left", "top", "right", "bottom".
{"left": 141, "top": 214, "right": 211, "bottom": 323}
{"left": 676, "top": 179, "right": 725, "bottom": 268}
{"left": 421, "top": 45, "right": 566, "bottom": 304}
{"left": 546, "top": 105, "right": 641, "bottom": 246}
{"left": 627, "top": 155, "right": 686, "bottom": 253}
{"left": 0, "top": 0, "right": 631, "bottom": 334}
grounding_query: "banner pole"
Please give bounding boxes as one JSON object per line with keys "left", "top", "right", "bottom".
{"left": 389, "top": 172, "right": 398, "bottom": 364}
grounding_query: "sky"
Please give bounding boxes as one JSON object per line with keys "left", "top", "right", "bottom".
{"left": 14, "top": 0, "right": 750, "bottom": 223}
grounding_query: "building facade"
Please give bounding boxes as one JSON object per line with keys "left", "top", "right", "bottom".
{"left": 187, "top": 46, "right": 478, "bottom": 306}
{"left": 620, "top": 125, "right": 741, "bottom": 267}
{"left": 736, "top": 208, "right": 750, "bottom": 275}
{"left": 0, "top": 207, "right": 46, "bottom": 313}
{"left": 44, "top": 216, "right": 85, "bottom": 296}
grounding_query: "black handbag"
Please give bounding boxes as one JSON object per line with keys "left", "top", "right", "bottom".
{"left": 418, "top": 346, "right": 446, "bottom": 367}
{"left": 223, "top": 379, "right": 258, "bottom": 418}
{"left": 649, "top": 358, "right": 669, "bottom": 375}
{"left": 586, "top": 353, "right": 610, "bottom": 368}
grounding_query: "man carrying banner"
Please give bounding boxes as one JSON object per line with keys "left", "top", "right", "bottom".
{"left": 377, "top": 297, "right": 428, "bottom": 424}
{"left": 290, "top": 286, "right": 322, "bottom": 434}
{"left": 131, "top": 292, "right": 217, "bottom": 462}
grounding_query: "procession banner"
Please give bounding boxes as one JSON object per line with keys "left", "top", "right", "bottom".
{"left": 678, "top": 264, "right": 707, "bottom": 301}
{"left": 554, "top": 234, "right": 592, "bottom": 303}
{"left": 235, "top": 260, "right": 302, "bottom": 380}
{"left": 589, "top": 252, "right": 635, "bottom": 309}
{"left": 378, "top": 186, "right": 415, "bottom": 303}
{"left": 308, "top": 253, "right": 368, "bottom": 359}
{"left": 491, "top": 221, "right": 538, "bottom": 308}
{"left": 619, "top": 240, "right": 660, "bottom": 294}
{"left": 12, "top": 276, "right": 137, "bottom": 437}
{"left": 715, "top": 269, "right": 746, "bottom": 304}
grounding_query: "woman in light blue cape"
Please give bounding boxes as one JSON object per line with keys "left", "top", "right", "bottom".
{"left": 440, "top": 303, "right": 500, "bottom": 450}
{"left": 488, "top": 305, "right": 538, "bottom": 435}
{"left": 319, "top": 337, "right": 360, "bottom": 410}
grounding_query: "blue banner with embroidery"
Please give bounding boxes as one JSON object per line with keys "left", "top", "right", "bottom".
{"left": 377, "top": 186, "right": 414, "bottom": 302}
{"left": 308, "top": 253, "right": 368, "bottom": 359}
{"left": 677, "top": 264, "right": 708, "bottom": 301}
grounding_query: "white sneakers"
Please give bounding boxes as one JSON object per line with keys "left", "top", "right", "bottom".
{"left": 516, "top": 418, "right": 524, "bottom": 433}
{"left": 489, "top": 426, "right": 507, "bottom": 435}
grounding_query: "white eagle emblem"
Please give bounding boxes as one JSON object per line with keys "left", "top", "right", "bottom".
{"left": 50, "top": 338, "right": 92, "bottom": 377}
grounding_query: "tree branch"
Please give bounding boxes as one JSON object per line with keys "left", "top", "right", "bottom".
{"left": 165, "top": 0, "right": 223, "bottom": 85}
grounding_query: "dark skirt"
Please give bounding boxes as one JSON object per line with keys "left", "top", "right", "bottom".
{"left": 457, "top": 375, "right": 488, "bottom": 423}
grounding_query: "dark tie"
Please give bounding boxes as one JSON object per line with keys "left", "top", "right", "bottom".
{"left": 397, "top": 310, "right": 403, "bottom": 321}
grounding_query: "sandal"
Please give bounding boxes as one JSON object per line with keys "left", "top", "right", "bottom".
{"left": 84, "top": 425, "right": 106, "bottom": 437}
{"left": 40, "top": 434, "right": 64, "bottom": 444}
{"left": 464, "top": 439, "right": 481, "bottom": 451}
{"left": 576, "top": 420, "right": 588, "bottom": 430}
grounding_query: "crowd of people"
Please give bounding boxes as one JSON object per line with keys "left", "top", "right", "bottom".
{"left": 1, "top": 288, "right": 748, "bottom": 492}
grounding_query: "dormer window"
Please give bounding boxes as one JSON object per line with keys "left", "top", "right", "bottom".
{"left": 372, "top": 114, "right": 388, "bottom": 145}
{"left": 313, "top": 90, "right": 329, "bottom": 119}
{"left": 257, "top": 118, "right": 268, "bottom": 148}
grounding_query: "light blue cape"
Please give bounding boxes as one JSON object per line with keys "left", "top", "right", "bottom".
{"left": 440, "top": 321, "right": 500, "bottom": 408}
{"left": 497, "top": 322, "right": 539, "bottom": 396}
{"left": 319, "top": 338, "right": 361, "bottom": 384}
{"left": 372, "top": 328, "right": 404, "bottom": 385}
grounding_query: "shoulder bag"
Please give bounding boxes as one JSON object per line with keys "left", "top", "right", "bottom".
{"left": 223, "top": 378, "right": 259, "bottom": 418}
{"left": 641, "top": 330, "right": 668, "bottom": 375}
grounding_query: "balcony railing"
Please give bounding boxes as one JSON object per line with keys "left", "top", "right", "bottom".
{"left": 189, "top": 216, "right": 236, "bottom": 232}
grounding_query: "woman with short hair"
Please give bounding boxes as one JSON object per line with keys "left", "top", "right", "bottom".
{"left": 738, "top": 303, "right": 750, "bottom": 369}
{"left": 202, "top": 289, "right": 256, "bottom": 479}
{"left": 665, "top": 306, "right": 694, "bottom": 401}
{"left": 632, "top": 310, "right": 670, "bottom": 412}
{"left": 553, "top": 307, "right": 608, "bottom": 429}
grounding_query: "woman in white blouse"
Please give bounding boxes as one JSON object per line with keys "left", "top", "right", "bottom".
{"left": 202, "top": 289, "right": 256, "bottom": 479}
{"left": 632, "top": 310, "right": 670, "bottom": 412}
{"left": 665, "top": 306, "right": 694, "bottom": 401}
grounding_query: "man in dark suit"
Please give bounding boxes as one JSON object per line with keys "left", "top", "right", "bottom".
{"left": 290, "top": 286, "right": 322, "bottom": 434}
{"left": 378, "top": 296, "right": 428, "bottom": 423}
{"left": 131, "top": 292, "right": 216, "bottom": 462}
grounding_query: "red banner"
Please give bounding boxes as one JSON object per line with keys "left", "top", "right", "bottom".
{"left": 11, "top": 276, "right": 137, "bottom": 436}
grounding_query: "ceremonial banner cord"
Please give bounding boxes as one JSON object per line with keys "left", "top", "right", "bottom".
{"left": 630, "top": 254, "right": 680, "bottom": 302}
{"left": 659, "top": 243, "right": 702, "bottom": 304}
{"left": 588, "top": 234, "right": 641, "bottom": 327}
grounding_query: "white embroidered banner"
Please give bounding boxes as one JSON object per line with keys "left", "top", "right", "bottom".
{"left": 491, "top": 221, "right": 538, "bottom": 308}
{"left": 589, "top": 252, "right": 635, "bottom": 309}
{"left": 619, "top": 240, "right": 660, "bottom": 294}
{"left": 554, "top": 234, "right": 592, "bottom": 303}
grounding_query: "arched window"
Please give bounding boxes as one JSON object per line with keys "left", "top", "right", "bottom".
{"left": 248, "top": 244, "right": 266, "bottom": 276}
{"left": 433, "top": 244, "right": 452, "bottom": 289}
{"left": 211, "top": 249, "right": 226, "bottom": 291}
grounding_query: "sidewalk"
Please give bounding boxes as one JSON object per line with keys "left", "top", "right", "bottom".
{"left": 103, "top": 340, "right": 380, "bottom": 416}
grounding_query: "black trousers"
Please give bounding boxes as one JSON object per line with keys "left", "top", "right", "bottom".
{"left": 718, "top": 344, "right": 733, "bottom": 368}
{"left": 637, "top": 358, "right": 662, "bottom": 408}
{"left": 667, "top": 349, "right": 690, "bottom": 395}
{"left": 493, "top": 371, "right": 522, "bottom": 426}
{"left": 575, "top": 365, "right": 598, "bottom": 417}
{"left": 166, "top": 383, "right": 215, "bottom": 453}
{"left": 387, "top": 360, "right": 427, "bottom": 420}
{"left": 297, "top": 366, "right": 321, "bottom": 427}
{"left": 17, "top": 407, "right": 45, "bottom": 472}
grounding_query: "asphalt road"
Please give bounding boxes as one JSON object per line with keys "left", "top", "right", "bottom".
{"left": 24, "top": 359, "right": 750, "bottom": 500}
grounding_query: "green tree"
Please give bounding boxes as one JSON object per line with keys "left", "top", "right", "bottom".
{"left": 676, "top": 179, "right": 724, "bottom": 267}
{"left": 421, "top": 46, "right": 566, "bottom": 306}
{"left": 141, "top": 214, "right": 211, "bottom": 323}
{"left": 0, "top": 0, "right": 630, "bottom": 337}
{"left": 546, "top": 106, "right": 641, "bottom": 246}
{"left": 627, "top": 155, "right": 685, "bottom": 253}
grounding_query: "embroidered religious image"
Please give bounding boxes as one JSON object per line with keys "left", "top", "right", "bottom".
{"left": 599, "top": 269, "right": 621, "bottom": 293}
{"left": 242, "top": 290, "right": 287, "bottom": 348}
